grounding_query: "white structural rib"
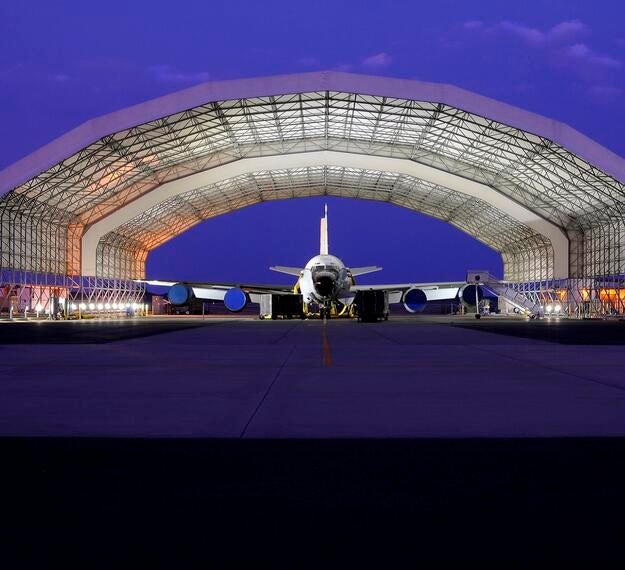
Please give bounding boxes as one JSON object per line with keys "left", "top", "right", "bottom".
{"left": 81, "top": 151, "right": 570, "bottom": 278}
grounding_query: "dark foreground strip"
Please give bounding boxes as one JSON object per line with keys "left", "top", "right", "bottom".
{"left": 1, "top": 437, "right": 625, "bottom": 563}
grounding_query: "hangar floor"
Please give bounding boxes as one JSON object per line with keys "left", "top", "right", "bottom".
{"left": 3, "top": 316, "right": 625, "bottom": 561}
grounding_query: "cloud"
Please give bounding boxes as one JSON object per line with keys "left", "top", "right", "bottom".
{"left": 328, "top": 54, "right": 392, "bottom": 73}
{"left": 147, "top": 65, "right": 210, "bottom": 84}
{"left": 562, "top": 43, "right": 621, "bottom": 69}
{"left": 549, "top": 20, "right": 587, "bottom": 41}
{"left": 551, "top": 42, "right": 621, "bottom": 86}
{"left": 495, "top": 21, "right": 546, "bottom": 45}
{"left": 0, "top": 66, "right": 74, "bottom": 89}
{"left": 0, "top": 65, "right": 72, "bottom": 86}
{"left": 458, "top": 19, "right": 622, "bottom": 100}
{"left": 311, "top": 52, "right": 391, "bottom": 74}
{"left": 461, "top": 19, "right": 587, "bottom": 46}
{"left": 361, "top": 52, "right": 392, "bottom": 69}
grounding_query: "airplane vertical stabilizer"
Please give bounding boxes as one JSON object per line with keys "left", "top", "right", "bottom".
{"left": 320, "top": 203, "right": 329, "bottom": 255}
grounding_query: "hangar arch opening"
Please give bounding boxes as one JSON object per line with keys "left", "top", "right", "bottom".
{"left": 97, "top": 163, "right": 537, "bottom": 283}
{"left": 143, "top": 195, "right": 505, "bottom": 286}
{"left": 2, "top": 71, "right": 625, "bottom": 316}
{"left": 82, "top": 150, "right": 563, "bottom": 284}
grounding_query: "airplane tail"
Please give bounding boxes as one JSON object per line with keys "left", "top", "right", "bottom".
{"left": 320, "top": 203, "right": 328, "bottom": 255}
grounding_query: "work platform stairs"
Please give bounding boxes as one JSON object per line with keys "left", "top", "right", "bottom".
{"left": 466, "top": 271, "right": 543, "bottom": 317}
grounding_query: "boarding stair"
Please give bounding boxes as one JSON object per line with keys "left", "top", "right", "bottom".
{"left": 466, "top": 271, "right": 543, "bottom": 317}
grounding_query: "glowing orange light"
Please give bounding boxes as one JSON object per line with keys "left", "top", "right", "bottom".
{"left": 597, "top": 288, "right": 625, "bottom": 314}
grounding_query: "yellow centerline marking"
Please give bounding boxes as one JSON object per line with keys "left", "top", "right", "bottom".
{"left": 322, "top": 320, "right": 333, "bottom": 367}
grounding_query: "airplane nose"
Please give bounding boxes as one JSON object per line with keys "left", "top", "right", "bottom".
{"left": 314, "top": 276, "right": 335, "bottom": 297}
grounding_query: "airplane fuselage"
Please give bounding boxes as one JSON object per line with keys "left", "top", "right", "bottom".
{"left": 299, "top": 254, "right": 353, "bottom": 309}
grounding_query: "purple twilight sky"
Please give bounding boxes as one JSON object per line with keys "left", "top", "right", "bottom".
{"left": 1, "top": 1, "right": 625, "bottom": 285}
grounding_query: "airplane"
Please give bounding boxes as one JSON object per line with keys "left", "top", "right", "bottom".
{"left": 141, "top": 205, "right": 476, "bottom": 319}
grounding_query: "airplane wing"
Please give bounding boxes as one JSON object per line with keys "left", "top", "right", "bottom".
{"left": 349, "top": 266, "right": 383, "bottom": 276}
{"left": 136, "top": 279, "right": 295, "bottom": 304}
{"left": 350, "top": 282, "right": 464, "bottom": 304}
{"left": 269, "top": 266, "right": 304, "bottom": 276}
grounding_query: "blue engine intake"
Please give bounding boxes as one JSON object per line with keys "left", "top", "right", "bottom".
{"left": 168, "top": 283, "right": 192, "bottom": 305}
{"left": 224, "top": 287, "right": 248, "bottom": 312}
{"left": 459, "top": 284, "right": 484, "bottom": 308}
{"left": 403, "top": 288, "right": 427, "bottom": 313}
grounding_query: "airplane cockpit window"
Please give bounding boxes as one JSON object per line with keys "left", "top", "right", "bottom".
{"left": 313, "top": 265, "right": 338, "bottom": 276}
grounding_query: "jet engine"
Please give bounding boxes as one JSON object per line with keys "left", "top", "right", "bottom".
{"left": 167, "top": 283, "right": 193, "bottom": 305}
{"left": 403, "top": 287, "right": 428, "bottom": 313}
{"left": 458, "top": 284, "right": 484, "bottom": 310}
{"left": 223, "top": 287, "right": 248, "bottom": 312}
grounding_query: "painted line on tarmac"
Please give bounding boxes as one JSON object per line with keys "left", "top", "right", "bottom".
{"left": 322, "top": 320, "right": 333, "bottom": 367}
{"left": 240, "top": 343, "right": 297, "bottom": 438}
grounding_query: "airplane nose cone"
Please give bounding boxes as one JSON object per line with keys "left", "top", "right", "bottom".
{"left": 314, "top": 276, "right": 335, "bottom": 297}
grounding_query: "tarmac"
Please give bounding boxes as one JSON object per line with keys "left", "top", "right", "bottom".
{"left": 2, "top": 315, "right": 625, "bottom": 437}
{"left": 3, "top": 315, "right": 625, "bottom": 561}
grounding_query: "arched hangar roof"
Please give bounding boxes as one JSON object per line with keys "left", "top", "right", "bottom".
{"left": 2, "top": 71, "right": 625, "bottom": 282}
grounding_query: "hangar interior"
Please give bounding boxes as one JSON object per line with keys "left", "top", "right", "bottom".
{"left": 1, "top": 72, "right": 625, "bottom": 317}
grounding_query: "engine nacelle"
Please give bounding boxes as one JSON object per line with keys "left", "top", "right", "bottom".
{"left": 459, "top": 284, "right": 484, "bottom": 309}
{"left": 167, "top": 283, "right": 193, "bottom": 305}
{"left": 223, "top": 287, "right": 248, "bottom": 312}
{"left": 403, "top": 287, "right": 427, "bottom": 313}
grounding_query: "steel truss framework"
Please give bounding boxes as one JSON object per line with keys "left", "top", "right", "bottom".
{"left": 97, "top": 166, "right": 553, "bottom": 283}
{"left": 1, "top": 72, "right": 625, "bottom": 316}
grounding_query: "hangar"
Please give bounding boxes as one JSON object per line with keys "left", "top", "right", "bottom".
{"left": 1, "top": 71, "right": 625, "bottom": 316}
